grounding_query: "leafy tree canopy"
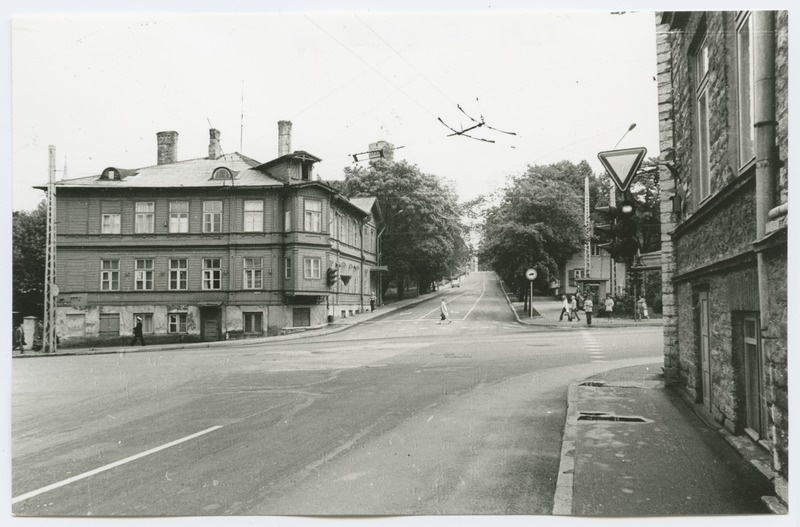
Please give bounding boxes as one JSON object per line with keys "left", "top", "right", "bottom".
{"left": 13, "top": 200, "right": 47, "bottom": 318}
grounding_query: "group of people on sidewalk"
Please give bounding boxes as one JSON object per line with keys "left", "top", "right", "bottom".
{"left": 559, "top": 292, "right": 650, "bottom": 326}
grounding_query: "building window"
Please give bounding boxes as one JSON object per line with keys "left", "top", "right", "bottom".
{"left": 100, "top": 260, "right": 120, "bottom": 291}
{"left": 66, "top": 313, "right": 86, "bottom": 337}
{"left": 169, "top": 201, "right": 189, "bottom": 233}
{"left": 293, "top": 308, "right": 311, "bottom": 327}
{"left": 243, "top": 200, "right": 263, "bottom": 232}
{"left": 285, "top": 257, "right": 292, "bottom": 279}
{"left": 243, "top": 257, "right": 263, "bottom": 289}
{"left": 202, "top": 258, "right": 222, "bottom": 290}
{"left": 101, "top": 213, "right": 121, "bottom": 234}
{"left": 134, "top": 259, "right": 154, "bottom": 290}
{"left": 304, "top": 199, "right": 322, "bottom": 232}
{"left": 569, "top": 268, "right": 584, "bottom": 287}
{"left": 169, "top": 259, "right": 188, "bottom": 290}
{"left": 284, "top": 209, "right": 291, "bottom": 232}
{"left": 694, "top": 35, "right": 711, "bottom": 200}
{"left": 133, "top": 313, "right": 154, "bottom": 334}
{"left": 98, "top": 313, "right": 120, "bottom": 336}
{"left": 243, "top": 312, "right": 263, "bottom": 333}
{"left": 737, "top": 13, "right": 755, "bottom": 166}
{"left": 303, "top": 257, "right": 321, "bottom": 279}
{"left": 135, "top": 202, "right": 155, "bottom": 233}
{"left": 168, "top": 313, "right": 187, "bottom": 333}
{"left": 203, "top": 201, "right": 222, "bottom": 233}
{"left": 591, "top": 244, "right": 601, "bottom": 256}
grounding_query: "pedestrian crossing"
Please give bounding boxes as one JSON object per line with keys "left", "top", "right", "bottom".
{"left": 581, "top": 329, "right": 606, "bottom": 364}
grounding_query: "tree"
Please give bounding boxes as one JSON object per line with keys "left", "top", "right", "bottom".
{"left": 13, "top": 200, "right": 47, "bottom": 318}
{"left": 626, "top": 159, "right": 661, "bottom": 253}
{"left": 478, "top": 161, "right": 588, "bottom": 299}
{"left": 341, "top": 160, "right": 469, "bottom": 297}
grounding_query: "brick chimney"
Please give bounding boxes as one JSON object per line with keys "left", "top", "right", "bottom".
{"left": 278, "top": 120, "right": 292, "bottom": 157}
{"left": 157, "top": 131, "right": 179, "bottom": 165}
{"left": 208, "top": 128, "right": 222, "bottom": 160}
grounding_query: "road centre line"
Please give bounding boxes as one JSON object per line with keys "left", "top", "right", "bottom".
{"left": 12, "top": 425, "right": 223, "bottom": 505}
{"left": 461, "top": 279, "right": 487, "bottom": 320}
{"left": 418, "top": 291, "right": 469, "bottom": 320}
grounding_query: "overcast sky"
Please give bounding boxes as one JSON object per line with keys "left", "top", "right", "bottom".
{"left": 9, "top": 8, "right": 667, "bottom": 212}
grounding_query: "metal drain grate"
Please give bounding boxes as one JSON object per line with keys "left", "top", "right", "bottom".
{"left": 577, "top": 411, "right": 649, "bottom": 423}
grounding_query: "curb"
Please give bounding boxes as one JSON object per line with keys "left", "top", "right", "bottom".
{"left": 552, "top": 384, "right": 579, "bottom": 515}
{"left": 12, "top": 290, "right": 445, "bottom": 359}
{"left": 496, "top": 273, "right": 524, "bottom": 324}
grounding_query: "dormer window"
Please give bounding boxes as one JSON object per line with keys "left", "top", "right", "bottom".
{"left": 212, "top": 167, "right": 233, "bottom": 180}
{"left": 301, "top": 163, "right": 312, "bottom": 181}
{"left": 101, "top": 168, "right": 120, "bottom": 180}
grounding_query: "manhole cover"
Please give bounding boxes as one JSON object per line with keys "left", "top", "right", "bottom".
{"left": 577, "top": 411, "right": 650, "bottom": 423}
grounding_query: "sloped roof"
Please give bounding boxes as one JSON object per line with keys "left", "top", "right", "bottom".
{"left": 51, "top": 153, "right": 286, "bottom": 189}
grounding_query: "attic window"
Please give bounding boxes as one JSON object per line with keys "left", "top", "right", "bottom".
{"left": 212, "top": 167, "right": 233, "bottom": 180}
{"left": 301, "top": 163, "right": 312, "bottom": 181}
{"left": 101, "top": 168, "right": 119, "bottom": 180}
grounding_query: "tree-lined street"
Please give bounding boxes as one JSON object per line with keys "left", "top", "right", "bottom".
{"left": 12, "top": 272, "right": 663, "bottom": 515}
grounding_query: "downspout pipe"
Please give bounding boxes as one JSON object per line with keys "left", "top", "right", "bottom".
{"left": 753, "top": 11, "right": 776, "bottom": 330}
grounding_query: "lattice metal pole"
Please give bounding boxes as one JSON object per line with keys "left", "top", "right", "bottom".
{"left": 43, "top": 145, "right": 58, "bottom": 353}
{"left": 583, "top": 174, "right": 591, "bottom": 280}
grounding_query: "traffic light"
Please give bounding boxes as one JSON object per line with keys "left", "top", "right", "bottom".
{"left": 593, "top": 204, "right": 621, "bottom": 259}
{"left": 616, "top": 200, "right": 640, "bottom": 262}
{"left": 326, "top": 267, "right": 339, "bottom": 286}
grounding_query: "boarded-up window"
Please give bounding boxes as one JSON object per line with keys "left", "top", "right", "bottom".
{"left": 98, "top": 313, "right": 120, "bottom": 336}
{"left": 293, "top": 308, "right": 311, "bottom": 327}
{"left": 65, "top": 314, "right": 86, "bottom": 337}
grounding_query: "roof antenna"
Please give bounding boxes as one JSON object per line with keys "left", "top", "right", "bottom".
{"left": 240, "top": 80, "right": 245, "bottom": 153}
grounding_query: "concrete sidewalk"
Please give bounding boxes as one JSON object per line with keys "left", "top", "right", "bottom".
{"left": 554, "top": 364, "right": 783, "bottom": 516}
{"left": 498, "top": 285, "right": 664, "bottom": 330}
{"left": 11, "top": 290, "right": 444, "bottom": 359}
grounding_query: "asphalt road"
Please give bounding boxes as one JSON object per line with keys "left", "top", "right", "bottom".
{"left": 11, "top": 271, "right": 663, "bottom": 516}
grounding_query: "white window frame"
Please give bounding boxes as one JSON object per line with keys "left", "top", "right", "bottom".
{"left": 303, "top": 257, "right": 321, "bottom": 280}
{"left": 134, "top": 259, "right": 154, "bottom": 290}
{"left": 304, "top": 199, "right": 322, "bottom": 232}
{"left": 169, "top": 259, "right": 188, "bottom": 290}
{"left": 695, "top": 35, "right": 711, "bottom": 201}
{"left": 101, "top": 213, "right": 121, "bottom": 234}
{"left": 169, "top": 201, "right": 189, "bottom": 233}
{"left": 243, "top": 200, "right": 264, "bottom": 232}
{"left": 133, "top": 313, "right": 154, "bottom": 334}
{"left": 203, "top": 201, "right": 223, "bottom": 233}
{"left": 202, "top": 258, "right": 222, "bottom": 290}
{"left": 737, "top": 12, "right": 756, "bottom": 167}
{"left": 100, "top": 259, "right": 120, "bottom": 291}
{"left": 243, "top": 257, "right": 263, "bottom": 289}
{"left": 135, "top": 202, "right": 155, "bottom": 234}
{"left": 168, "top": 313, "right": 187, "bottom": 333}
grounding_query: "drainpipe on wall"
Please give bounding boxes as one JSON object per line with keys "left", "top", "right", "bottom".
{"left": 753, "top": 11, "right": 776, "bottom": 331}
{"left": 359, "top": 218, "right": 365, "bottom": 313}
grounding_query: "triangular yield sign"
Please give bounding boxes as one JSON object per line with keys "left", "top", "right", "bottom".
{"left": 597, "top": 147, "right": 647, "bottom": 192}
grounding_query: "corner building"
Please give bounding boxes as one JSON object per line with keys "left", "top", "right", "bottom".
{"left": 44, "top": 122, "right": 382, "bottom": 345}
{"left": 656, "top": 11, "right": 788, "bottom": 508}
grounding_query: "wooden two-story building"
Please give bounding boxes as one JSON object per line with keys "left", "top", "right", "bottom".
{"left": 43, "top": 122, "right": 382, "bottom": 346}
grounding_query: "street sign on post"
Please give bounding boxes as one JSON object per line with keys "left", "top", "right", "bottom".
{"left": 597, "top": 147, "right": 647, "bottom": 192}
{"left": 525, "top": 269, "right": 537, "bottom": 318}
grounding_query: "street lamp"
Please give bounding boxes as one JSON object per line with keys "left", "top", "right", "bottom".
{"left": 613, "top": 123, "right": 637, "bottom": 150}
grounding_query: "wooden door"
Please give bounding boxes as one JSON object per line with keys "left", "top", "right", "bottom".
{"left": 698, "top": 291, "right": 712, "bottom": 410}
{"left": 743, "top": 315, "right": 767, "bottom": 440}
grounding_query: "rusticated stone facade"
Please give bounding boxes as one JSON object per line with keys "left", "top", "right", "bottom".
{"left": 656, "top": 11, "right": 788, "bottom": 508}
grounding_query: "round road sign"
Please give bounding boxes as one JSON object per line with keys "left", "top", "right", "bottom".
{"left": 525, "top": 268, "right": 537, "bottom": 281}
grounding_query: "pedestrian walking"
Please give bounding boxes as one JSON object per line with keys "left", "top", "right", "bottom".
{"left": 584, "top": 296, "right": 594, "bottom": 326}
{"left": 370, "top": 292, "right": 377, "bottom": 312}
{"left": 570, "top": 294, "right": 581, "bottom": 322}
{"left": 604, "top": 295, "right": 615, "bottom": 322}
{"left": 438, "top": 298, "right": 451, "bottom": 324}
{"left": 131, "top": 317, "right": 146, "bottom": 346}
{"left": 576, "top": 291, "right": 584, "bottom": 312}
{"left": 559, "top": 295, "right": 570, "bottom": 321}
{"left": 13, "top": 324, "right": 26, "bottom": 352}
{"left": 33, "top": 320, "right": 43, "bottom": 351}
{"left": 638, "top": 296, "right": 650, "bottom": 320}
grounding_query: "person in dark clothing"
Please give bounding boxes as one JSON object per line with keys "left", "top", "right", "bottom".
{"left": 13, "top": 324, "right": 26, "bottom": 352}
{"left": 131, "top": 317, "right": 146, "bottom": 346}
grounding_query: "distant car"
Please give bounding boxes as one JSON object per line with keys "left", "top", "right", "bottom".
{"left": 451, "top": 279, "right": 460, "bottom": 288}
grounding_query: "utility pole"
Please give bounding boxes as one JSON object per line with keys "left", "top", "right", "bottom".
{"left": 608, "top": 181, "right": 617, "bottom": 297}
{"left": 43, "top": 146, "right": 58, "bottom": 353}
{"left": 583, "top": 174, "right": 591, "bottom": 280}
